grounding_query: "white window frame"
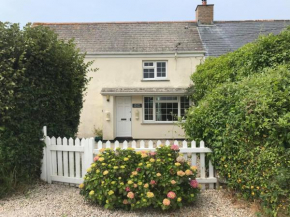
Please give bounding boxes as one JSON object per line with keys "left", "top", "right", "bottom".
{"left": 143, "top": 61, "right": 167, "bottom": 80}
{"left": 143, "top": 96, "right": 190, "bottom": 123}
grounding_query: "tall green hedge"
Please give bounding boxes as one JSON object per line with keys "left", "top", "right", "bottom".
{"left": 0, "top": 22, "right": 93, "bottom": 196}
{"left": 183, "top": 27, "right": 290, "bottom": 216}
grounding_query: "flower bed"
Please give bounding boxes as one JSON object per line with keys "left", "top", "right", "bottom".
{"left": 80, "top": 145, "right": 200, "bottom": 210}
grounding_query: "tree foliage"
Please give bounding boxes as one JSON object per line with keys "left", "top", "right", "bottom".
{"left": 183, "top": 27, "right": 290, "bottom": 216}
{"left": 0, "top": 22, "right": 93, "bottom": 196}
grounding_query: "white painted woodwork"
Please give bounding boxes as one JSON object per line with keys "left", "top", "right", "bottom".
{"left": 116, "top": 97, "right": 132, "bottom": 137}
{"left": 41, "top": 127, "right": 217, "bottom": 188}
{"left": 69, "top": 138, "right": 74, "bottom": 178}
{"left": 75, "top": 138, "right": 81, "bottom": 178}
{"left": 57, "top": 137, "right": 63, "bottom": 176}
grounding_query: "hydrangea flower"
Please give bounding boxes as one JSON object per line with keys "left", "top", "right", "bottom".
{"left": 190, "top": 166, "right": 197, "bottom": 171}
{"left": 103, "top": 170, "right": 109, "bottom": 175}
{"left": 167, "top": 191, "right": 176, "bottom": 199}
{"left": 147, "top": 192, "right": 154, "bottom": 198}
{"left": 177, "top": 170, "right": 185, "bottom": 176}
{"left": 170, "top": 144, "right": 179, "bottom": 151}
{"left": 176, "top": 156, "right": 185, "bottom": 163}
{"left": 185, "top": 169, "right": 193, "bottom": 176}
{"left": 163, "top": 198, "right": 170, "bottom": 206}
{"left": 190, "top": 179, "right": 198, "bottom": 188}
{"left": 127, "top": 192, "right": 134, "bottom": 199}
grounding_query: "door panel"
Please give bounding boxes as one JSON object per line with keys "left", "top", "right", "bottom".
{"left": 116, "top": 97, "right": 132, "bottom": 137}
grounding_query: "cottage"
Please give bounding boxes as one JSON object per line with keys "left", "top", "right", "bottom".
{"left": 33, "top": 0, "right": 290, "bottom": 140}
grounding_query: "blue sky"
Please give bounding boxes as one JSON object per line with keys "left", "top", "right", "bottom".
{"left": 1, "top": 0, "right": 290, "bottom": 26}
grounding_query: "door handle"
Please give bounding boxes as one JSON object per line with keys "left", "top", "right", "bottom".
{"left": 121, "top": 118, "right": 126, "bottom": 121}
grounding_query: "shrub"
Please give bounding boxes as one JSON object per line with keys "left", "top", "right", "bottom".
{"left": 80, "top": 145, "right": 200, "bottom": 210}
{"left": 183, "top": 67, "right": 290, "bottom": 216}
{"left": 0, "top": 22, "right": 93, "bottom": 197}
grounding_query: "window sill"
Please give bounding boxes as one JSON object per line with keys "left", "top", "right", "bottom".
{"left": 141, "top": 79, "right": 170, "bottom": 82}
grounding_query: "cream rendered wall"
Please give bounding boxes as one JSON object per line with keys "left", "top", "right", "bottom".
{"left": 77, "top": 55, "right": 203, "bottom": 139}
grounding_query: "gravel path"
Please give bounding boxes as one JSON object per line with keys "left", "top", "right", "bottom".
{"left": 0, "top": 183, "right": 258, "bottom": 217}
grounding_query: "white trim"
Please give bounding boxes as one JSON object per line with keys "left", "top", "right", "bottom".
{"left": 141, "top": 79, "right": 170, "bottom": 82}
{"left": 116, "top": 96, "right": 132, "bottom": 137}
{"left": 85, "top": 52, "right": 205, "bottom": 58}
{"left": 143, "top": 61, "right": 167, "bottom": 80}
{"left": 143, "top": 95, "right": 189, "bottom": 123}
{"left": 101, "top": 92, "right": 186, "bottom": 96}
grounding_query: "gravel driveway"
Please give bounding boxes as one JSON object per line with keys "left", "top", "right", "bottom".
{"left": 0, "top": 183, "right": 258, "bottom": 217}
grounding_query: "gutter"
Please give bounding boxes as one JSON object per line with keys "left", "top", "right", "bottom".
{"left": 85, "top": 51, "right": 206, "bottom": 58}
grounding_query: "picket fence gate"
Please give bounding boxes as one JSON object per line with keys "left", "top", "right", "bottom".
{"left": 41, "top": 127, "right": 217, "bottom": 189}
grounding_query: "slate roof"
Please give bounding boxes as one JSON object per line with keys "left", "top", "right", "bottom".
{"left": 101, "top": 87, "right": 187, "bottom": 95}
{"left": 198, "top": 20, "right": 290, "bottom": 57}
{"left": 33, "top": 22, "right": 204, "bottom": 53}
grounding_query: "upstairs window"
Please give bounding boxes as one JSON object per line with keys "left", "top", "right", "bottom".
{"left": 143, "top": 61, "right": 167, "bottom": 80}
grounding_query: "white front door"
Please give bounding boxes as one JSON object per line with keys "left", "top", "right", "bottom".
{"left": 116, "top": 97, "right": 132, "bottom": 137}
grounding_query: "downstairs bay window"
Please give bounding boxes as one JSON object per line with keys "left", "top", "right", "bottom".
{"left": 143, "top": 96, "right": 190, "bottom": 122}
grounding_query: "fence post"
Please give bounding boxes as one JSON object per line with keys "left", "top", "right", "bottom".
{"left": 89, "top": 138, "right": 94, "bottom": 164}
{"left": 83, "top": 138, "right": 94, "bottom": 176}
{"left": 46, "top": 136, "right": 52, "bottom": 184}
{"left": 40, "top": 126, "right": 47, "bottom": 182}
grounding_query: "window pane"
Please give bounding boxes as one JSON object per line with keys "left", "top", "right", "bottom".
{"left": 156, "top": 102, "right": 178, "bottom": 121}
{"left": 156, "top": 96, "right": 178, "bottom": 101}
{"left": 157, "top": 62, "right": 166, "bottom": 77}
{"left": 144, "top": 97, "right": 154, "bottom": 120}
{"left": 144, "top": 62, "right": 154, "bottom": 67}
{"left": 180, "top": 96, "right": 190, "bottom": 118}
{"left": 143, "top": 68, "right": 154, "bottom": 79}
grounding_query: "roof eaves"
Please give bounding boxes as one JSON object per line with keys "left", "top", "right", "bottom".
{"left": 214, "top": 19, "right": 290, "bottom": 23}
{"left": 32, "top": 20, "right": 198, "bottom": 26}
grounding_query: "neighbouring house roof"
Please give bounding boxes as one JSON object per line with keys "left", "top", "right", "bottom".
{"left": 198, "top": 20, "right": 290, "bottom": 57}
{"left": 33, "top": 21, "right": 205, "bottom": 54}
{"left": 101, "top": 87, "right": 187, "bottom": 95}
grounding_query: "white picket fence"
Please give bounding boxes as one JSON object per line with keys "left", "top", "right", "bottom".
{"left": 41, "top": 127, "right": 217, "bottom": 189}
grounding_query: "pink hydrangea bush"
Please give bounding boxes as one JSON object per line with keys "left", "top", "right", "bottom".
{"left": 80, "top": 146, "right": 200, "bottom": 210}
